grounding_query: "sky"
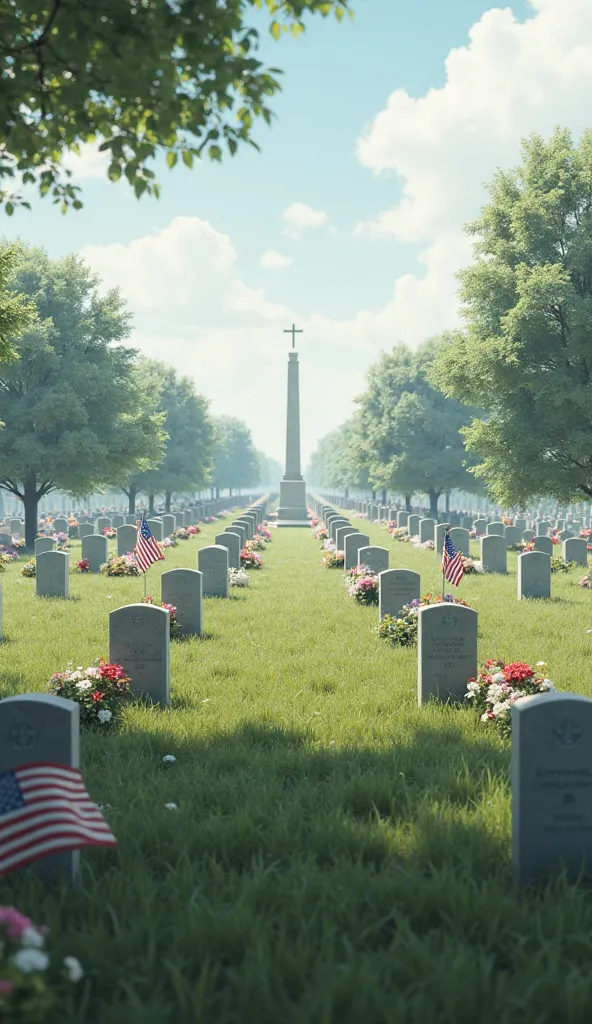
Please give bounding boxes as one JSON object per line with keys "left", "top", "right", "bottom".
{"left": 4, "top": 0, "right": 592, "bottom": 466}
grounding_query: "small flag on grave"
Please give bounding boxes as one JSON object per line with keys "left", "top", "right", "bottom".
{"left": 134, "top": 513, "right": 165, "bottom": 573}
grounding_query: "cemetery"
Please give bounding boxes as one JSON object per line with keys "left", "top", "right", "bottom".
{"left": 3, "top": 1, "right": 592, "bottom": 1021}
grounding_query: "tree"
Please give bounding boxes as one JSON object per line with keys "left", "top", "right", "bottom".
{"left": 0, "top": 245, "right": 166, "bottom": 547}
{"left": 121, "top": 361, "right": 214, "bottom": 514}
{"left": 356, "top": 339, "right": 480, "bottom": 516}
{"left": 433, "top": 128, "right": 592, "bottom": 508}
{"left": 306, "top": 415, "right": 369, "bottom": 496}
{"left": 0, "top": 0, "right": 351, "bottom": 214}
{"left": 0, "top": 244, "right": 34, "bottom": 360}
{"left": 210, "top": 416, "right": 259, "bottom": 496}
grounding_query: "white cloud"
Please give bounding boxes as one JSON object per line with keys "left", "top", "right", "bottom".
{"left": 260, "top": 249, "right": 293, "bottom": 269}
{"left": 62, "top": 141, "right": 111, "bottom": 182}
{"left": 282, "top": 201, "right": 328, "bottom": 236}
{"left": 351, "top": 0, "right": 592, "bottom": 350}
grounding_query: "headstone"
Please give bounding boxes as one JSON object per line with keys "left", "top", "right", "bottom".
{"left": 0, "top": 693, "right": 80, "bottom": 881}
{"left": 36, "top": 551, "right": 69, "bottom": 598}
{"left": 344, "top": 533, "right": 370, "bottom": 571}
{"left": 235, "top": 517, "right": 253, "bottom": 540}
{"left": 174, "top": 513, "right": 185, "bottom": 529}
{"left": 435, "top": 523, "right": 451, "bottom": 555}
{"left": 461, "top": 516, "right": 473, "bottom": 531}
{"left": 396, "top": 511, "right": 409, "bottom": 528}
{"left": 335, "top": 526, "right": 358, "bottom": 551}
{"left": 518, "top": 551, "right": 551, "bottom": 600}
{"left": 231, "top": 524, "right": 246, "bottom": 548}
{"left": 183, "top": 511, "right": 192, "bottom": 527}
{"left": 564, "top": 538, "right": 587, "bottom": 566}
{"left": 0, "top": 532, "right": 11, "bottom": 547}
{"left": 533, "top": 536, "right": 553, "bottom": 557}
{"left": 358, "top": 546, "right": 389, "bottom": 573}
{"left": 95, "top": 517, "right": 111, "bottom": 535}
{"left": 78, "top": 524, "right": 94, "bottom": 540}
{"left": 504, "top": 526, "right": 521, "bottom": 547}
{"left": 109, "top": 603, "right": 170, "bottom": 705}
{"left": 480, "top": 535, "right": 507, "bottom": 573}
{"left": 125, "top": 515, "right": 137, "bottom": 525}
{"left": 82, "top": 534, "right": 109, "bottom": 573}
{"left": 112, "top": 514, "right": 125, "bottom": 528}
{"left": 486, "top": 521, "right": 505, "bottom": 536}
{"left": 558, "top": 529, "right": 573, "bottom": 542}
{"left": 215, "top": 532, "right": 240, "bottom": 569}
{"left": 329, "top": 518, "right": 349, "bottom": 543}
{"left": 198, "top": 545, "right": 229, "bottom": 597}
{"left": 407, "top": 514, "right": 420, "bottom": 538}
{"left": 9, "top": 518, "right": 23, "bottom": 537}
{"left": 512, "top": 692, "right": 592, "bottom": 885}
{"left": 448, "top": 528, "right": 470, "bottom": 556}
{"left": 53, "top": 517, "right": 68, "bottom": 535}
{"left": 515, "top": 518, "right": 527, "bottom": 532}
{"left": 473, "top": 518, "right": 487, "bottom": 535}
{"left": 147, "top": 519, "right": 163, "bottom": 541}
{"left": 536, "top": 520, "right": 552, "bottom": 536}
{"left": 417, "top": 604, "right": 478, "bottom": 705}
{"left": 161, "top": 514, "right": 176, "bottom": 538}
{"left": 379, "top": 569, "right": 420, "bottom": 620}
{"left": 419, "top": 518, "right": 435, "bottom": 542}
{"left": 34, "top": 537, "right": 55, "bottom": 555}
{"left": 522, "top": 529, "right": 536, "bottom": 542}
{"left": 116, "top": 524, "right": 137, "bottom": 557}
{"left": 161, "top": 569, "right": 203, "bottom": 637}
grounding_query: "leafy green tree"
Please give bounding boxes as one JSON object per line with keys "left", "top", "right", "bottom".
{"left": 0, "top": 246, "right": 166, "bottom": 547}
{"left": 307, "top": 415, "right": 369, "bottom": 496}
{"left": 121, "top": 362, "right": 213, "bottom": 514}
{"left": 0, "top": 244, "right": 35, "bottom": 361}
{"left": 357, "top": 339, "right": 479, "bottom": 516}
{"left": 0, "top": 0, "right": 351, "bottom": 214}
{"left": 211, "top": 416, "right": 260, "bottom": 496}
{"left": 433, "top": 127, "right": 592, "bottom": 508}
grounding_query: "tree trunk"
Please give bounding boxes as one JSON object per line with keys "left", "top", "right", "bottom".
{"left": 405, "top": 493, "right": 412, "bottom": 512}
{"left": 428, "top": 488, "right": 440, "bottom": 518}
{"left": 371, "top": 489, "right": 376, "bottom": 500}
{"left": 165, "top": 491, "right": 172, "bottom": 513}
{"left": 345, "top": 486, "right": 349, "bottom": 499}
{"left": 23, "top": 473, "right": 38, "bottom": 551}
{"left": 445, "top": 490, "right": 450, "bottom": 516}
{"left": 381, "top": 489, "right": 387, "bottom": 504}
{"left": 148, "top": 493, "right": 155, "bottom": 516}
{"left": 216, "top": 486, "right": 220, "bottom": 499}
{"left": 127, "top": 487, "right": 137, "bottom": 515}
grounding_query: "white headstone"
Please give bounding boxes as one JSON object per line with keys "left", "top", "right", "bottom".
{"left": 109, "top": 603, "right": 170, "bottom": 705}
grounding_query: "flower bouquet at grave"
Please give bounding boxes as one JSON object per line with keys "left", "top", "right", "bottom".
{"left": 412, "top": 538, "right": 435, "bottom": 550}
{"left": 54, "top": 532, "right": 69, "bottom": 551}
{"left": 241, "top": 547, "right": 263, "bottom": 569}
{"left": 141, "top": 596, "right": 182, "bottom": 639}
{"left": 248, "top": 535, "right": 267, "bottom": 552}
{"left": 161, "top": 536, "right": 177, "bottom": 548}
{"left": 205, "top": 516, "right": 217, "bottom": 523}
{"left": 12, "top": 538, "right": 25, "bottom": 549}
{"left": 344, "top": 563, "right": 377, "bottom": 585}
{"left": 257, "top": 526, "right": 271, "bottom": 542}
{"left": 187, "top": 525, "right": 200, "bottom": 535}
{"left": 100, "top": 554, "right": 140, "bottom": 577}
{"left": 76, "top": 559, "right": 91, "bottom": 573}
{"left": 347, "top": 573, "right": 379, "bottom": 605}
{"left": 218, "top": 509, "right": 231, "bottom": 517}
{"left": 580, "top": 529, "right": 592, "bottom": 551}
{"left": 469, "top": 529, "right": 485, "bottom": 539}
{"left": 375, "top": 593, "right": 471, "bottom": 648}
{"left": 229, "top": 567, "right": 251, "bottom": 587}
{"left": 20, "top": 559, "right": 36, "bottom": 578}
{"left": 173, "top": 528, "right": 192, "bottom": 540}
{"left": 0, "top": 905, "right": 84, "bottom": 1020}
{"left": 352, "top": 512, "right": 368, "bottom": 519}
{"left": 389, "top": 527, "right": 410, "bottom": 542}
{"left": 550, "top": 556, "right": 574, "bottom": 573}
{"left": 579, "top": 569, "right": 592, "bottom": 588}
{"left": 48, "top": 659, "right": 133, "bottom": 728}
{"left": 465, "top": 659, "right": 556, "bottom": 738}
{"left": 323, "top": 549, "right": 344, "bottom": 569}
{"left": 313, "top": 526, "right": 328, "bottom": 542}
{"left": 461, "top": 556, "right": 486, "bottom": 575}
{"left": 103, "top": 527, "right": 116, "bottom": 538}
{"left": 310, "top": 517, "right": 320, "bottom": 528}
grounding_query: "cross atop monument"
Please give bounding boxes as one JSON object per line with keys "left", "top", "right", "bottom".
{"left": 283, "top": 323, "right": 303, "bottom": 349}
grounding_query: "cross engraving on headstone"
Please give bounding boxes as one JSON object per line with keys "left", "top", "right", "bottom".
{"left": 283, "top": 323, "right": 303, "bottom": 349}
{"left": 553, "top": 721, "right": 582, "bottom": 746}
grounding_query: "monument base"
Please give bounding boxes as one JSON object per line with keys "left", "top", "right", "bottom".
{"left": 276, "top": 505, "right": 310, "bottom": 527}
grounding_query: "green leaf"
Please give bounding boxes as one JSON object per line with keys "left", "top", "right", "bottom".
{"left": 182, "top": 150, "right": 193, "bottom": 169}
{"left": 4, "top": 203, "right": 14, "bottom": 216}
{"left": 209, "top": 145, "right": 222, "bottom": 162}
{"left": 270, "top": 20, "right": 281, "bottom": 39}
{"left": 166, "top": 151, "right": 178, "bottom": 169}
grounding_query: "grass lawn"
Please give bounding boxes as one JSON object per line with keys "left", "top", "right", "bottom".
{"left": 3, "top": 511, "right": 592, "bottom": 1023}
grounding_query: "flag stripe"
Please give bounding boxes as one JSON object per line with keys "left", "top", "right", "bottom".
{"left": 441, "top": 531, "right": 465, "bottom": 587}
{"left": 134, "top": 515, "right": 165, "bottom": 573}
{"left": 0, "top": 762, "right": 117, "bottom": 878}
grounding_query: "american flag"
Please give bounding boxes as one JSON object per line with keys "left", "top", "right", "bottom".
{"left": 0, "top": 763, "right": 117, "bottom": 877}
{"left": 441, "top": 530, "right": 465, "bottom": 586}
{"left": 134, "top": 513, "right": 165, "bottom": 573}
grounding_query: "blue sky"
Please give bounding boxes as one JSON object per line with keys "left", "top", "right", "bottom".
{"left": 5, "top": 0, "right": 588, "bottom": 465}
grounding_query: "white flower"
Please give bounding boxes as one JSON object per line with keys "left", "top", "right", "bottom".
{"left": 491, "top": 672, "right": 505, "bottom": 684}
{"left": 164, "top": 802, "right": 178, "bottom": 811}
{"left": 86, "top": 667, "right": 100, "bottom": 678}
{"left": 539, "top": 680, "right": 556, "bottom": 692}
{"left": 12, "top": 948, "right": 50, "bottom": 972}
{"left": 536, "top": 661, "right": 546, "bottom": 667}
{"left": 70, "top": 671, "right": 84, "bottom": 682}
{"left": 465, "top": 682, "right": 480, "bottom": 697}
{"left": 162, "top": 754, "right": 176, "bottom": 764}
{"left": 492, "top": 701, "right": 511, "bottom": 716}
{"left": 97, "top": 708, "right": 112, "bottom": 724}
{"left": 63, "top": 955, "right": 84, "bottom": 982}
{"left": 485, "top": 683, "right": 506, "bottom": 704}
{"left": 480, "top": 711, "right": 492, "bottom": 721}
{"left": 76, "top": 680, "right": 92, "bottom": 690}
{"left": 20, "top": 926, "right": 45, "bottom": 949}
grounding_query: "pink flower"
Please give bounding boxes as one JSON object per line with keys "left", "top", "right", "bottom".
{"left": 0, "top": 980, "right": 14, "bottom": 996}
{"left": 0, "top": 906, "right": 32, "bottom": 940}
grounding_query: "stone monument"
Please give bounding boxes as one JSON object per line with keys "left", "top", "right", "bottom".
{"left": 277, "top": 324, "right": 309, "bottom": 526}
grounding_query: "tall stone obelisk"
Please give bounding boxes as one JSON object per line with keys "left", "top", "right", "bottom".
{"left": 277, "top": 324, "right": 309, "bottom": 525}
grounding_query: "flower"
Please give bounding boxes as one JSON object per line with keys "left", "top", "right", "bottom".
{"left": 97, "top": 708, "right": 113, "bottom": 724}
{"left": 0, "top": 907, "right": 32, "bottom": 940}
{"left": 76, "top": 680, "right": 92, "bottom": 690}
{"left": 63, "top": 955, "right": 84, "bottom": 982}
{"left": 162, "top": 754, "right": 176, "bottom": 764}
{"left": 12, "top": 948, "right": 50, "bottom": 972}
{"left": 19, "top": 926, "right": 45, "bottom": 949}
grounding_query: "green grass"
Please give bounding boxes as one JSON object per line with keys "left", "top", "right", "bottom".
{"left": 3, "top": 512, "right": 592, "bottom": 1023}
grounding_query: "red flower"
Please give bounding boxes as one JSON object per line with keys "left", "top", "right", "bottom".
{"left": 502, "top": 662, "right": 535, "bottom": 684}
{"left": 91, "top": 690, "right": 105, "bottom": 703}
{"left": 99, "top": 663, "right": 126, "bottom": 681}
